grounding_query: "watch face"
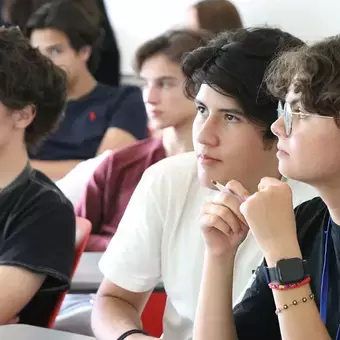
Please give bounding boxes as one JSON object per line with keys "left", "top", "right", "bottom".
{"left": 277, "top": 258, "right": 305, "bottom": 284}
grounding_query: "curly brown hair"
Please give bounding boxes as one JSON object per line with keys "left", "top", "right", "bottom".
{"left": 265, "top": 35, "right": 340, "bottom": 118}
{"left": 0, "top": 27, "right": 67, "bottom": 149}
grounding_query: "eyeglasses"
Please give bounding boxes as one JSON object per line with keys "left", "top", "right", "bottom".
{"left": 277, "top": 101, "right": 333, "bottom": 136}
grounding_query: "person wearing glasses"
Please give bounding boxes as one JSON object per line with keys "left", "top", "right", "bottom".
{"left": 193, "top": 36, "right": 340, "bottom": 340}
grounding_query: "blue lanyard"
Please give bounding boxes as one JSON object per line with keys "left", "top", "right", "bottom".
{"left": 320, "top": 218, "right": 340, "bottom": 339}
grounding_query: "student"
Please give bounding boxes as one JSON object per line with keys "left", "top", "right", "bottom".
{"left": 75, "top": 29, "right": 212, "bottom": 252}
{"left": 193, "top": 35, "right": 340, "bottom": 340}
{"left": 1, "top": 0, "right": 121, "bottom": 87}
{"left": 25, "top": 1, "right": 148, "bottom": 179}
{"left": 91, "top": 28, "right": 317, "bottom": 340}
{"left": 0, "top": 27, "right": 75, "bottom": 326}
{"left": 187, "top": 0, "right": 243, "bottom": 35}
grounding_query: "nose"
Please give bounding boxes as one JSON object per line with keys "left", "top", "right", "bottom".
{"left": 271, "top": 116, "right": 286, "bottom": 138}
{"left": 194, "top": 115, "right": 219, "bottom": 147}
{"left": 143, "top": 84, "right": 160, "bottom": 105}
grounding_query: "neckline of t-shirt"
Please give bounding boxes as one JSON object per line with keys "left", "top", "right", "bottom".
{"left": 68, "top": 82, "right": 102, "bottom": 103}
{"left": 0, "top": 162, "right": 32, "bottom": 197}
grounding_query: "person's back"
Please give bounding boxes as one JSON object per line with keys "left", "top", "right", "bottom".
{"left": 92, "top": 27, "right": 317, "bottom": 340}
{"left": 25, "top": 1, "right": 147, "bottom": 179}
{"left": 0, "top": 27, "right": 75, "bottom": 326}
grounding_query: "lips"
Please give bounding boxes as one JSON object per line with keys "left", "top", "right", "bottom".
{"left": 197, "top": 153, "right": 221, "bottom": 162}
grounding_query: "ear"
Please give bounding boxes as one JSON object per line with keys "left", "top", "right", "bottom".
{"left": 13, "top": 105, "right": 36, "bottom": 129}
{"left": 78, "top": 45, "right": 92, "bottom": 63}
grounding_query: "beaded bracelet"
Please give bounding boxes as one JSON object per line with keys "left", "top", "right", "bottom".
{"left": 275, "top": 293, "right": 315, "bottom": 315}
{"left": 269, "top": 276, "right": 311, "bottom": 291}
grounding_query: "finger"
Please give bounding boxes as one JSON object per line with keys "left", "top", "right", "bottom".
{"left": 212, "top": 193, "right": 248, "bottom": 226}
{"left": 201, "top": 203, "right": 243, "bottom": 234}
{"left": 258, "top": 177, "right": 283, "bottom": 191}
{"left": 226, "top": 180, "right": 251, "bottom": 201}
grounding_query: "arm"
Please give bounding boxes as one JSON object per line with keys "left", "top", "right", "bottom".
{"left": 240, "top": 178, "right": 331, "bottom": 340}
{"left": 30, "top": 128, "right": 135, "bottom": 180}
{"left": 30, "top": 159, "right": 81, "bottom": 180}
{"left": 193, "top": 251, "right": 237, "bottom": 340}
{"left": 96, "top": 127, "right": 136, "bottom": 155}
{"left": 194, "top": 180, "right": 250, "bottom": 340}
{"left": 265, "top": 250, "right": 330, "bottom": 340}
{"left": 0, "top": 266, "right": 46, "bottom": 324}
{"left": 91, "top": 165, "right": 165, "bottom": 339}
{"left": 92, "top": 280, "right": 158, "bottom": 340}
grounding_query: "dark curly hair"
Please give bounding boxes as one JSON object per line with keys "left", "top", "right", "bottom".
{"left": 182, "top": 27, "right": 305, "bottom": 143}
{"left": 133, "top": 29, "right": 213, "bottom": 73}
{"left": 265, "top": 35, "right": 340, "bottom": 119}
{"left": 0, "top": 27, "right": 67, "bottom": 149}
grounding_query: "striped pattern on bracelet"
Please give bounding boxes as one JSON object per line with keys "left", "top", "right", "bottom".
{"left": 268, "top": 276, "right": 311, "bottom": 290}
{"left": 275, "top": 293, "right": 315, "bottom": 315}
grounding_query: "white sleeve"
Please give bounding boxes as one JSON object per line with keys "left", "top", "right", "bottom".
{"left": 56, "top": 151, "right": 111, "bottom": 205}
{"left": 99, "top": 167, "right": 164, "bottom": 292}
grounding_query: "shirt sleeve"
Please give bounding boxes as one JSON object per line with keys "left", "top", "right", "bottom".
{"left": 99, "top": 167, "right": 164, "bottom": 292}
{"left": 0, "top": 192, "right": 76, "bottom": 292}
{"left": 233, "top": 262, "right": 281, "bottom": 339}
{"left": 107, "top": 86, "right": 148, "bottom": 140}
{"left": 56, "top": 150, "right": 112, "bottom": 206}
{"left": 75, "top": 152, "right": 115, "bottom": 252}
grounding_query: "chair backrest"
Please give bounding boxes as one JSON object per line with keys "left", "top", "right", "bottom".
{"left": 47, "top": 217, "right": 92, "bottom": 328}
{"left": 141, "top": 291, "right": 166, "bottom": 337}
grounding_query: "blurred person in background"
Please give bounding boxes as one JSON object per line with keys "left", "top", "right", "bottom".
{"left": 25, "top": 1, "right": 147, "bottom": 179}
{"left": 1, "top": 0, "right": 120, "bottom": 86}
{"left": 187, "top": 0, "right": 243, "bottom": 35}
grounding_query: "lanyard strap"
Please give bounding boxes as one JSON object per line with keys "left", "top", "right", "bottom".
{"left": 319, "top": 218, "right": 331, "bottom": 324}
{"left": 320, "top": 218, "right": 340, "bottom": 339}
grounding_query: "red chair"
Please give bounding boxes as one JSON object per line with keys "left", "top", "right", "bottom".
{"left": 141, "top": 290, "right": 167, "bottom": 337}
{"left": 47, "top": 217, "right": 92, "bottom": 328}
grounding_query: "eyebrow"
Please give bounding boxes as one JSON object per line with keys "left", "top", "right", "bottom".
{"left": 195, "top": 99, "right": 244, "bottom": 116}
{"left": 140, "top": 76, "right": 177, "bottom": 82}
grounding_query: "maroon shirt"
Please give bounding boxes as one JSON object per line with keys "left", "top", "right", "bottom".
{"left": 75, "top": 138, "right": 166, "bottom": 251}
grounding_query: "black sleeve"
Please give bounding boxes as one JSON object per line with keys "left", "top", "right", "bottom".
{"left": 0, "top": 191, "right": 76, "bottom": 292}
{"left": 233, "top": 261, "right": 281, "bottom": 340}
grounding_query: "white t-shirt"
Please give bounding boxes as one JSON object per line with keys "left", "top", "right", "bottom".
{"left": 99, "top": 152, "right": 318, "bottom": 340}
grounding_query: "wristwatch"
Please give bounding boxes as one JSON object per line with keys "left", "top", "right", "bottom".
{"left": 266, "top": 258, "right": 309, "bottom": 284}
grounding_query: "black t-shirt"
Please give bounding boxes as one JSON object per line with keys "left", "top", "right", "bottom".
{"left": 0, "top": 164, "right": 75, "bottom": 326}
{"left": 234, "top": 197, "right": 340, "bottom": 339}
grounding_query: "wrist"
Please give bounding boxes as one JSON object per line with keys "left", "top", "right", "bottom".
{"left": 264, "top": 242, "right": 302, "bottom": 267}
{"left": 205, "top": 248, "right": 237, "bottom": 264}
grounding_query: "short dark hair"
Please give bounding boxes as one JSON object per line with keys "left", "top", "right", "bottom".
{"left": 192, "top": 0, "right": 243, "bottom": 35}
{"left": 266, "top": 35, "right": 340, "bottom": 119}
{"left": 0, "top": 27, "right": 67, "bottom": 149}
{"left": 133, "top": 29, "right": 214, "bottom": 73}
{"left": 25, "top": 0, "right": 103, "bottom": 71}
{"left": 182, "top": 27, "right": 305, "bottom": 143}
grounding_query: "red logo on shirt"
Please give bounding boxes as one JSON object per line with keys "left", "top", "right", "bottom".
{"left": 89, "top": 112, "right": 96, "bottom": 121}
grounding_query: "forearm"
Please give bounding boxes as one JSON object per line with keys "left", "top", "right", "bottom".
{"left": 92, "top": 296, "right": 158, "bottom": 340}
{"left": 30, "top": 160, "right": 81, "bottom": 180}
{"left": 266, "top": 249, "right": 330, "bottom": 340}
{"left": 85, "top": 234, "right": 112, "bottom": 252}
{"left": 193, "top": 250, "right": 237, "bottom": 340}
